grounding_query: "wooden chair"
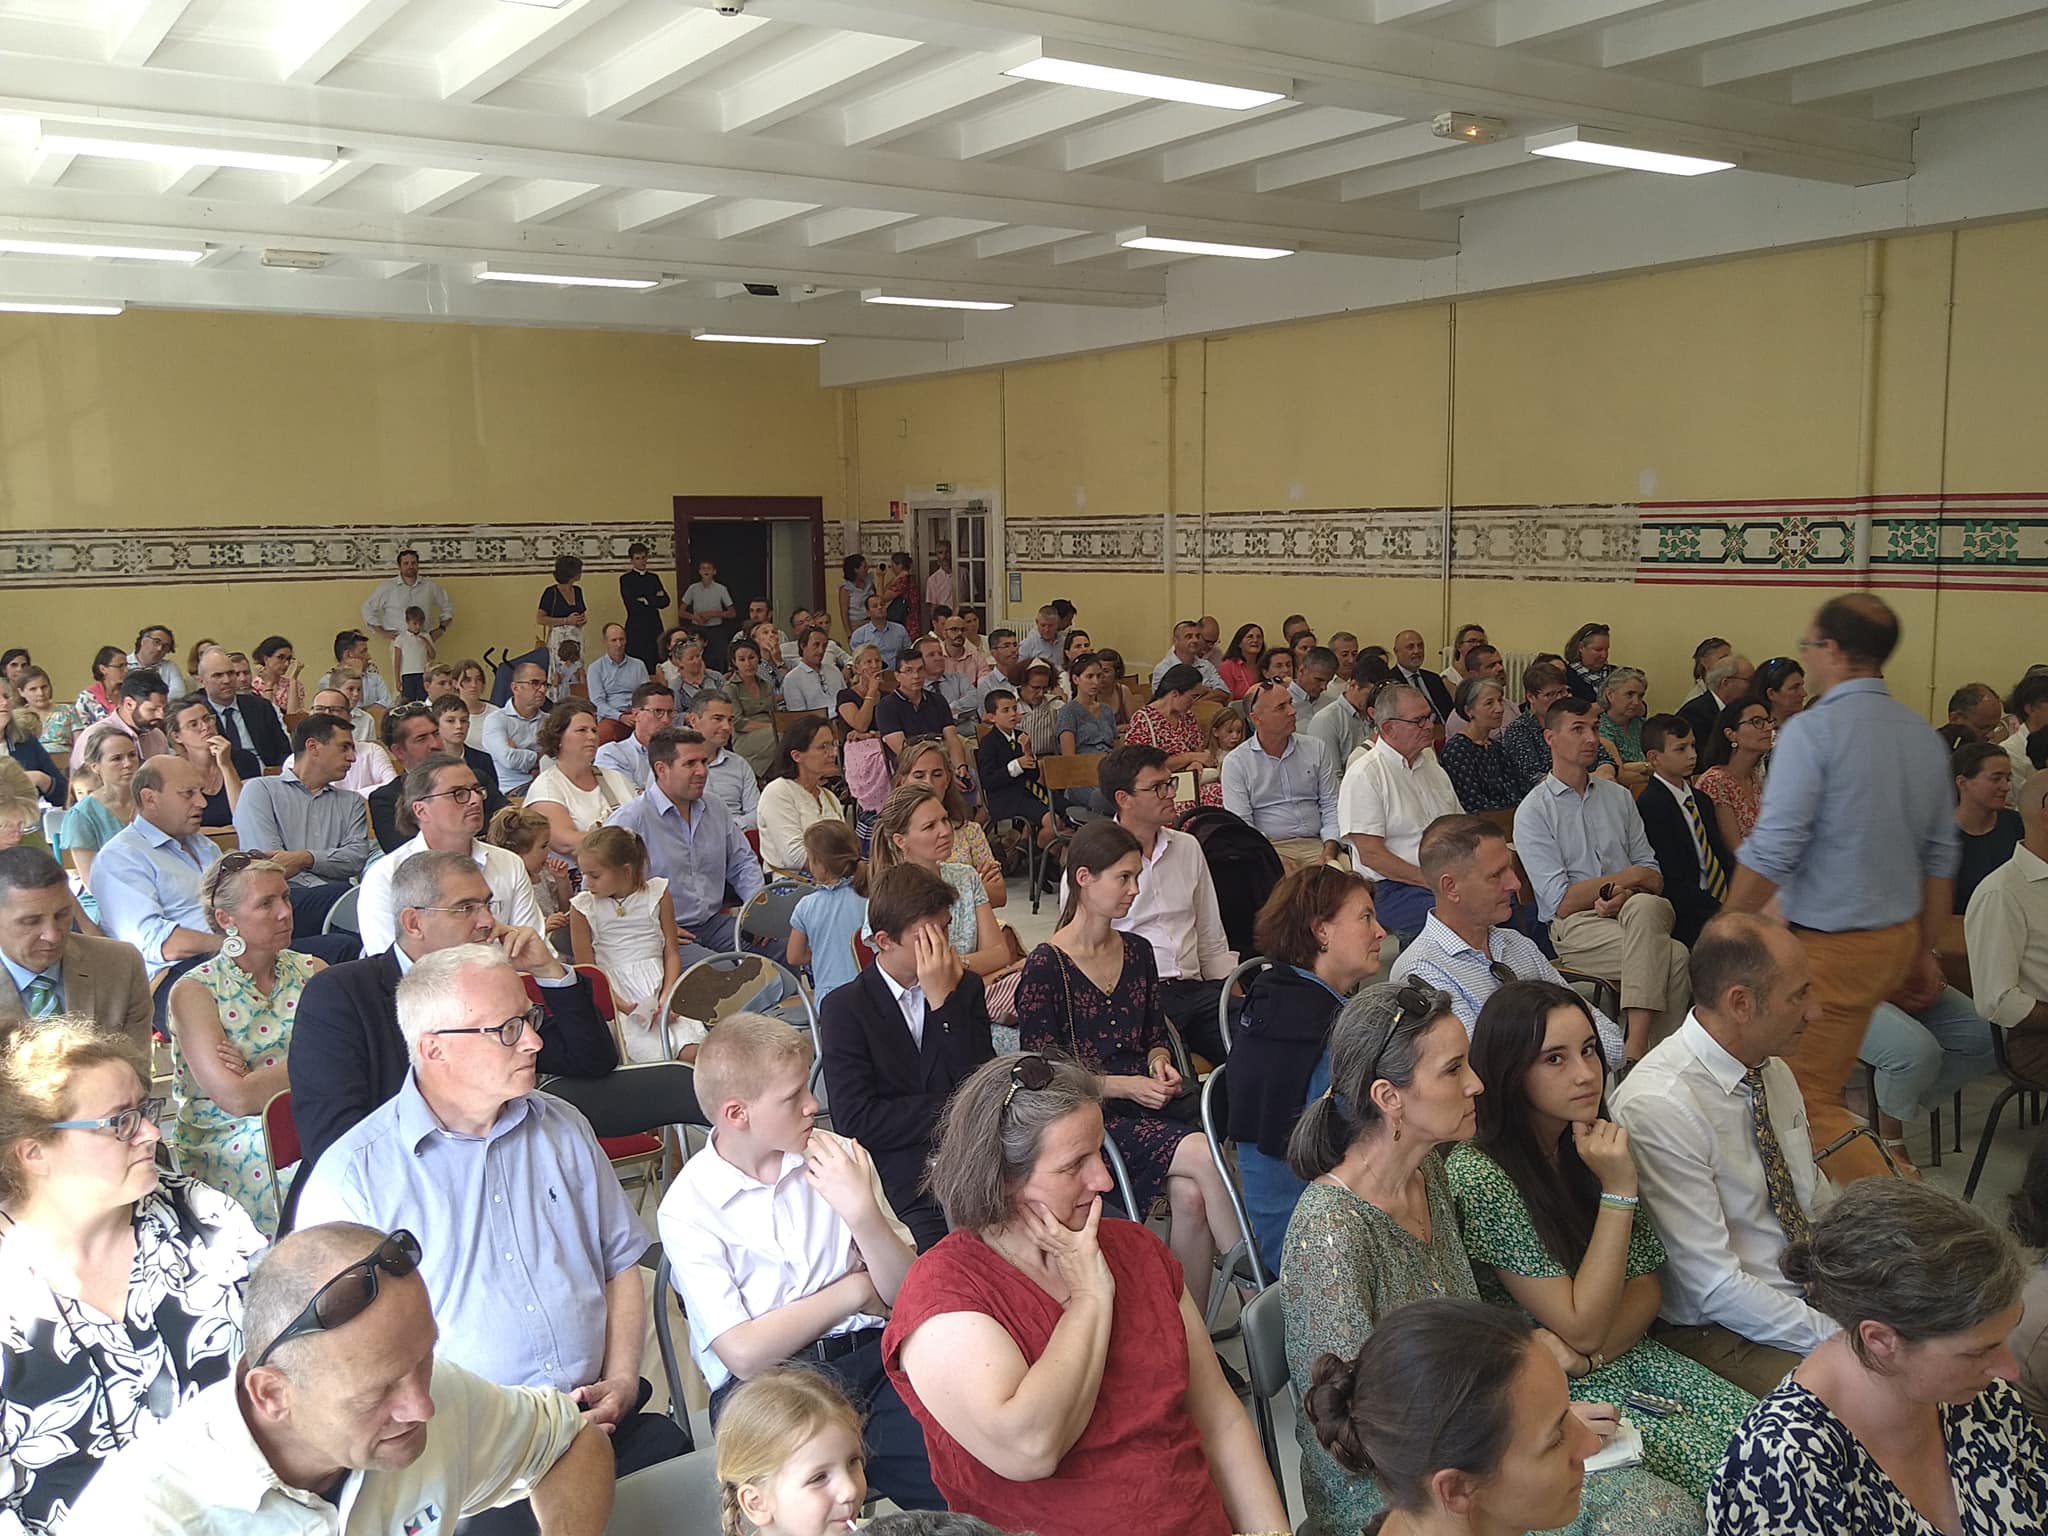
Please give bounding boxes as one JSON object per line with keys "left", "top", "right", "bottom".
{"left": 1192, "top": 699, "right": 1228, "bottom": 728}
{"left": 261, "top": 1089, "right": 301, "bottom": 1232}
{"left": 1039, "top": 754, "right": 1101, "bottom": 792}
{"left": 204, "top": 828, "right": 240, "bottom": 852}
{"left": 773, "top": 709, "right": 826, "bottom": 737}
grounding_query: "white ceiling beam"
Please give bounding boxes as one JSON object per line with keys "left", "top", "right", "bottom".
{"left": 102, "top": 0, "right": 197, "bottom": 67}
{"left": 1490, "top": 0, "right": 1682, "bottom": 47}
{"left": 1340, "top": 138, "right": 1531, "bottom": 199}
{"left": 803, "top": 208, "right": 919, "bottom": 245}
{"left": 745, "top": 0, "right": 1914, "bottom": 182}
{"left": 400, "top": 168, "right": 494, "bottom": 216}
{"left": 24, "top": 152, "right": 74, "bottom": 188}
{"left": 974, "top": 224, "right": 1079, "bottom": 257}
{"left": 5, "top": 54, "right": 1458, "bottom": 256}
{"left": 1373, "top": 0, "right": 1491, "bottom": 21}
{"left": 1257, "top": 124, "right": 1456, "bottom": 192}
{"left": 156, "top": 162, "right": 215, "bottom": 197}
{"left": 1599, "top": 0, "right": 1892, "bottom": 68}
{"left": 892, "top": 217, "right": 1004, "bottom": 252}
{"left": 1062, "top": 103, "right": 1244, "bottom": 172}
{"left": 1415, "top": 158, "right": 1611, "bottom": 206}
{"left": 1160, "top": 106, "right": 1401, "bottom": 182}
{"left": 718, "top": 33, "right": 926, "bottom": 134}
{"left": 0, "top": 181, "right": 1172, "bottom": 305}
{"left": 1789, "top": 10, "right": 2048, "bottom": 101}
{"left": 287, "top": 158, "right": 374, "bottom": 205}
{"left": 954, "top": 89, "right": 1140, "bottom": 160}
{"left": 1050, "top": 233, "right": 1122, "bottom": 265}
{"left": 437, "top": 0, "right": 634, "bottom": 105}
{"left": 836, "top": 53, "right": 1028, "bottom": 147}
{"left": 709, "top": 198, "right": 822, "bottom": 238}
{"left": 1700, "top": 0, "right": 2044, "bottom": 86}
{"left": 1872, "top": 47, "right": 2048, "bottom": 111}
{"left": 0, "top": 256, "right": 964, "bottom": 340}
{"left": 585, "top": 11, "right": 776, "bottom": 119}
{"left": 511, "top": 179, "right": 610, "bottom": 224}
{"left": 612, "top": 189, "right": 717, "bottom": 231}
{"left": 273, "top": 0, "right": 411, "bottom": 86}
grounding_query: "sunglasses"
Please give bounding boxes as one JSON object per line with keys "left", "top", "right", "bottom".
{"left": 50, "top": 1095, "right": 164, "bottom": 1143}
{"left": 253, "top": 1230, "right": 422, "bottom": 1369}
{"left": 1363, "top": 981, "right": 1450, "bottom": 1081}
{"left": 1001, "top": 1054, "right": 1055, "bottom": 1119}
{"left": 429, "top": 1003, "right": 546, "bottom": 1048}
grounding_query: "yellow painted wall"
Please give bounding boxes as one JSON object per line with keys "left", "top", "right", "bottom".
{"left": 851, "top": 218, "right": 2048, "bottom": 723}
{"left": 0, "top": 308, "right": 842, "bottom": 692}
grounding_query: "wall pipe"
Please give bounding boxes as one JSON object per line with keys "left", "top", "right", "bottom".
{"left": 1852, "top": 238, "right": 1884, "bottom": 580}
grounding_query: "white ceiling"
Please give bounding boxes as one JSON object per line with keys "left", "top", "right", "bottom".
{"left": 0, "top": 0, "right": 2042, "bottom": 350}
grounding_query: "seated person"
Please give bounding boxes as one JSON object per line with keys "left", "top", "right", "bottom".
{"left": 0, "top": 1017, "right": 263, "bottom": 1535}
{"left": 431, "top": 691, "right": 510, "bottom": 814}
{"left": 1634, "top": 713, "right": 1732, "bottom": 948}
{"left": 606, "top": 726, "right": 764, "bottom": 968}
{"left": 1857, "top": 960, "right": 1997, "bottom": 1175}
{"left": 1966, "top": 770, "right": 2048, "bottom": 1084}
{"left": 1515, "top": 698, "right": 1689, "bottom": 1062}
{"left": 1391, "top": 815, "right": 1625, "bottom": 1063}
{"left": 786, "top": 820, "right": 868, "bottom": 1004}
{"left": 1303, "top": 1299, "right": 1605, "bottom": 1536}
{"left": 819, "top": 863, "right": 996, "bottom": 1250}
{"left": 1954, "top": 739, "right": 2023, "bottom": 912}
{"left": 0, "top": 846, "right": 152, "bottom": 1048}
{"left": 1304, "top": 654, "right": 1381, "bottom": 770}
{"left": 756, "top": 717, "right": 844, "bottom": 873}
{"left": 685, "top": 691, "right": 760, "bottom": 832}
{"left": 1337, "top": 681, "right": 1462, "bottom": 941}
{"left": 358, "top": 754, "right": 543, "bottom": 955}
{"left": 714, "top": 1369, "right": 875, "bottom": 1536}
{"left": 591, "top": 681, "right": 674, "bottom": 793}
{"left": 231, "top": 712, "right": 375, "bottom": 933}
{"left": 296, "top": 946, "right": 682, "bottom": 1481}
{"left": 883, "top": 1053, "right": 1288, "bottom": 1536}
{"left": 659, "top": 1014, "right": 942, "bottom": 1510}
{"left": 1503, "top": 660, "right": 1621, "bottom": 797}
{"left": 976, "top": 688, "right": 1055, "bottom": 858}
{"left": 287, "top": 685, "right": 395, "bottom": 793}
{"left": 1609, "top": 913, "right": 1835, "bottom": 1400}
{"left": 71, "top": 1220, "right": 614, "bottom": 1532}
{"left": 1708, "top": 1180, "right": 2047, "bottom": 1534}
{"left": 525, "top": 700, "right": 640, "bottom": 861}
{"left": 87, "top": 754, "right": 223, "bottom": 1000}
{"left": 1222, "top": 680, "right": 1340, "bottom": 869}
{"left": 365, "top": 700, "right": 458, "bottom": 852}
{"left": 1227, "top": 863, "right": 1385, "bottom": 1276}
{"left": 285, "top": 849, "right": 616, "bottom": 1204}
{"left": 1451, "top": 979, "right": 1758, "bottom": 1503}
{"left": 2011, "top": 1134, "right": 2048, "bottom": 1430}
{"left": 1594, "top": 668, "right": 1652, "bottom": 788}
{"left": 1276, "top": 980, "right": 1701, "bottom": 1536}
{"left": 869, "top": 784, "right": 1015, "bottom": 984}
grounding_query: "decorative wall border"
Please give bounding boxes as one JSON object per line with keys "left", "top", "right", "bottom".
{"left": 0, "top": 520, "right": 673, "bottom": 590}
{"left": 1008, "top": 515, "right": 1165, "bottom": 572}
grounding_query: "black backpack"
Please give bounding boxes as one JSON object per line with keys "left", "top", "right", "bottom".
{"left": 1175, "top": 805, "right": 1286, "bottom": 957}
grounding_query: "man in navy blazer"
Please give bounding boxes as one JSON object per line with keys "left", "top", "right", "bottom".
{"left": 818, "top": 864, "right": 995, "bottom": 1250}
{"left": 1635, "top": 714, "right": 1734, "bottom": 949}
{"left": 283, "top": 847, "right": 616, "bottom": 1226}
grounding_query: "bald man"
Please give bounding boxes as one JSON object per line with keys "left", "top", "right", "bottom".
{"left": 1390, "top": 629, "right": 1454, "bottom": 721}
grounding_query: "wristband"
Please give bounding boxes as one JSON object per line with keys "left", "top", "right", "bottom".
{"left": 1598, "top": 1192, "right": 1639, "bottom": 1212}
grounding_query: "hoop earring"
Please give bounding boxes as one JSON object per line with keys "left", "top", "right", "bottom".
{"left": 219, "top": 924, "right": 246, "bottom": 960}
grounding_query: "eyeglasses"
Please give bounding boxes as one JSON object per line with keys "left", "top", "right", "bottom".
{"left": 415, "top": 784, "right": 486, "bottom": 805}
{"left": 1384, "top": 714, "right": 1435, "bottom": 730}
{"left": 429, "top": 1003, "right": 545, "bottom": 1047}
{"left": 252, "top": 1230, "right": 422, "bottom": 1369}
{"left": 1000, "top": 1054, "right": 1055, "bottom": 1119}
{"left": 415, "top": 897, "right": 494, "bottom": 919}
{"left": 1362, "top": 981, "right": 1449, "bottom": 1082}
{"left": 1132, "top": 778, "right": 1176, "bottom": 799}
{"left": 1487, "top": 960, "right": 1518, "bottom": 988}
{"left": 512, "top": 677, "right": 548, "bottom": 689}
{"left": 50, "top": 1096, "right": 164, "bottom": 1143}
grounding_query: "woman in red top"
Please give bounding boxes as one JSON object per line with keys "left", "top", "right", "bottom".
{"left": 1123, "top": 664, "right": 1209, "bottom": 817}
{"left": 883, "top": 1053, "right": 1286, "bottom": 1536}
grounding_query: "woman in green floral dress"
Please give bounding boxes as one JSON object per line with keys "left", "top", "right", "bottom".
{"left": 1450, "top": 979, "right": 1755, "bottom": 1503}
{"left": 1280, "top": 979, "right": 1704, "bottom": 1536}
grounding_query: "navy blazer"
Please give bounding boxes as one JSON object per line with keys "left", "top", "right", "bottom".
{"left": 818, "top": 965, "right": 994, "bottom": 1248}
{"left": 282, "top": 949, "right": 617, "bottom": 1227}
{"left": 218, "top": 692, "right": 292, "bottom": 769}
{"left": 1635, "top": 776, "right": 1734, "bottom": 949}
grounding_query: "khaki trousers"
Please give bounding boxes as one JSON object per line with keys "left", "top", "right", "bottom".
{"left": 1551, "top": 894, "right": 1692, "bottom": 1044}
{"left": 1651, "top": 1320, "right": 1804, "bottom": 1400}
{"left": 1270, "top": 837, "right": 1333, "bottom": 871}
{"left": 1788, "top": 920, "right": 1918, "bottom": 1185}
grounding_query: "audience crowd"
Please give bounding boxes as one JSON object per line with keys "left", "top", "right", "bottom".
{"left": 8, "top": 546, "right": 2048, "bottom": 1536}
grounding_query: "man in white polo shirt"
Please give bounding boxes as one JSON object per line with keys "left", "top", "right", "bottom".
{"left": 1339, "top": 681, "right": 1463, "bottom": 941}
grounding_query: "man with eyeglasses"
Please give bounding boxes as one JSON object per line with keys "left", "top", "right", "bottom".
{"left": 1222, "top": 680, "right": 1339, "bottom": 870}
{"left": 298, "top": 947, "right": 682, "bottom": 1497}
{"left": 593, "top": 680, "right": 674, "bottom": 792}
{"left": 1339, "top": 682, "right": 1464, "bottom": 943}
{"left": 484, "top": 661, "right": 551, "bottom": 796}
{"left": 72, "top": 1219, "right": 615, "bottom": 1535}
{"left": 289, "top": 848, "right": 616, "bottom": 1211}
{"left": 1390, "top": 815, "right": 1625, "bottom": 1064}
{"left": 232, "top": 713, "right": 376, "bottom": 933}
{"left": 355, "top": 755, "right": 545, "bottom": 957}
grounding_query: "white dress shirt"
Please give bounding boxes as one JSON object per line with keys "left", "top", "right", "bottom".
{"left": 1337, "top": 737, "right": 1462, "bottom": 879}
{"left": 657, "top": 1130, "right": 912, "bottom": 1391}
{"left": 1058, "top": 824, "right": 1235, "bottom": 984}
{"left": 877, "top": 963, "right": 927, "bottom": 1047}
{"left": 362, "top": 574, "right": 455, "bottom": 635}
{"left": 356, "top": 833, "right": 544, "bottom": 956}
{"left": 1965, "top": 842, "right": 2048, "bottom": 1029}
{"left": 1609, "top": 1013, "right": 1837, "bottom": 1353}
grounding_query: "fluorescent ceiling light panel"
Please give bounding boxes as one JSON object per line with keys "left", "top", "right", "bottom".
{"left": 37, "top": 123, "right": 337, "bottom": 175}
{"left": 692, "top": 331, "right": 827, "bottom": 346}
{"left": 1115, "top": 228, "right": 1293, "bottom": 260}
{"left": 475, "top": 264, "right": 660, "bottom": 290}
{"left": 1526, "top": 126, "right": 1734, "bottom": 177}
{"left": 1002, "top": 41, "right": 1286, "bottom": 110}
{"left": 0, "top": 300, "right": 124, "bottom": 315}
{"left": 0, "top": 236, "right": 206, "bottom": 263}
{"left": 862, "top": 291, "right": 1014, "bottom": 311}
{"left": 500, "top": 0, "right": 571, "bottom": 6}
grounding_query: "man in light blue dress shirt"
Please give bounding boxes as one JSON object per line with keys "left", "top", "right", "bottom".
{"left": 686, "top": 693, "right": 760, "bottom": 831}
{"left": 1725, "top": 593, "right": 1960, "bottom": 1183}
{"left": 483, "top": 661, "right": 550, "bottom": 795}
{"left": 88, "top": 754, "right": 221, "bottom": 986}
{"left": 585, "top": 624, "right": 650, "bottom": 722}
{"left": 1221, "top": 681, "right": 1339, "bottom": 867}
{"left": 781, "top": 628, "right": 844, "bottom": 713}
{"left": 295, "top": 944, "right": 684, "bottom": 1480}
{"left": 608, "top": 728, "right": 763, "bottom": 967}
{"left": 594, "top": 682, "right": 674, "bottom": 792}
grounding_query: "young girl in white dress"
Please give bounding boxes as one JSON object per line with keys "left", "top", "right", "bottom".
{"left": 569, "top": 824, "right": 684, "bottom": 1062}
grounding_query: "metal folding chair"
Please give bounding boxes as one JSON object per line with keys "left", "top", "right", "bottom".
{"left": 1199, "top": 1064, "right": 1268, "bottom": 1333}
{"left": 1217, "top": 955, "right": 1273, "bottom": 1056}
{"left": 1240, "top": 1285, "right": 1296, "bottom": 1523}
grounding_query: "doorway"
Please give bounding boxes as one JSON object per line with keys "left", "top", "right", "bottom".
{"left": 672, "top": 495, "right": 826, "bottom": 627}
{"left": 911, "top": 498, "right": 994, "bottom": 623}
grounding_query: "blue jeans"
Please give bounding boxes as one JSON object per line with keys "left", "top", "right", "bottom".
{"left": 1859, "top": 985, "right": 1998, "bottom": 1122}
{"left": 1371, "top": 879, "right": 1436, "bottom": 942}
{"left": 1235, "top": 1052, "right": 1329, "bottom": 1279}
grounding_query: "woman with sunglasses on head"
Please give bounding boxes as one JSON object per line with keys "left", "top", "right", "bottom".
{"left": 1749, "top": 657, "right": 1806, "bottom": 731}
{"left": 1563, "top": 624, "right": 1614, "bottom": 705}
{"left": 1695, "top": 698, "right": 1774, "bottom": 850}
{"left": 1449, "top": 981, "right": 1755, "bottom": 1503}
{"left": 164, "top": 855, "right": 324, "bottom": 1236}
{"left": 1280, "top": 981, "right": 1701, "bottom": 1536}
{"left": 882, "top": 1052, "right": 1288, "bottom": 1536}
{"left": 0, "top": 1016, "right": 264, "bottom": 1533}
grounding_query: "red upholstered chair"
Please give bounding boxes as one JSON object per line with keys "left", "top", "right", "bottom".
{"left": 261, "top": 1089, "right": 301, "bottom": 1231}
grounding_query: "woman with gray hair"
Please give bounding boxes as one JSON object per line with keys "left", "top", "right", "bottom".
{"left": 165, "top": 852, "right": 325, "bottom": 1234}
{"left": 1708, "top": 1179, "right": 2048, "bottom": 1535}
{"left": 1279, "top": 981, "right": 1700, "bottom": 1536}
{"left": 1441, "top": 673, "right": 1522, "bottom": 811}
{"left": 1594, "top": 667, "right": 1651, "bottom": 789}
{"left": 880, "top": 1052, "right": 1287, "bottom": 1536}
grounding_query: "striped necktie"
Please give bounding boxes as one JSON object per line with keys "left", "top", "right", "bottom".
{"left": 1684, "top": 790, "right": 1728, "bottom": 901}
{"left": 22, "top": 975, "right": 56, "bottom": 1018}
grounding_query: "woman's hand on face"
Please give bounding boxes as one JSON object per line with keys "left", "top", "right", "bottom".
{"left": 1020, "top": 1196, "right": 1114, "bottom": 1303}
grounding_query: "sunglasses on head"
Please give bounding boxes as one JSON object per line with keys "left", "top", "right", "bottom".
{"left": 253, "top": 1230, "right": 422, "bottom": 1369}
{"left": 1363, "top": 981, "right": 1451, "bottom": 1081}
{"left": 1000, "top": 1054, "right": 1055, "bottom": 1120}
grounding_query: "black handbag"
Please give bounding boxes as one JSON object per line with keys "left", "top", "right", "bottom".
{"left": 1055, "top": 946, "right": 1202, "bottom": 1127}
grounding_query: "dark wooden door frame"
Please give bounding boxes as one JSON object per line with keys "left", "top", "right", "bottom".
{"left": 671, "top": 495, "right": 826, "bottom": 619}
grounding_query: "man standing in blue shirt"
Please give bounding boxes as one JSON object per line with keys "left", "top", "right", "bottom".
{"left": 1725, "top": 594, "right": 1959, "bottom": 1183}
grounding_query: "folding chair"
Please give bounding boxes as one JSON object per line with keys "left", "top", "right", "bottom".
{"left": 540, "top": 1057, "right": 703, "bottom": 1212}
{"left": 1217, "top": 955, "right": 1273, "bottom": 1056}
{"left": 261, "top": 1088, "right": 301, "bottom": 1233}
{"left": 526, "top": 969, "right": 663, "bottom": 1196}
{"left": 733, "top": 876, "right": 815, "bottom": 958}
{"left": 662, "top": 953, "right": 823, "bottom": 1112}
{"left": 1240, "top": 1285, "right": 1295, "bottom": 1520}
{"left": 1964, "top": 1023, "right": 2047, "bottom": 1199}
{"left": 1199, "top": 1064, "right": 1268, "bottom": 1333}
{"left": 322, "top": 885, "right": 361, "bottom": 936}
{"left": 1101, "top": 1131, "right": 1143, "bottom": 1223}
